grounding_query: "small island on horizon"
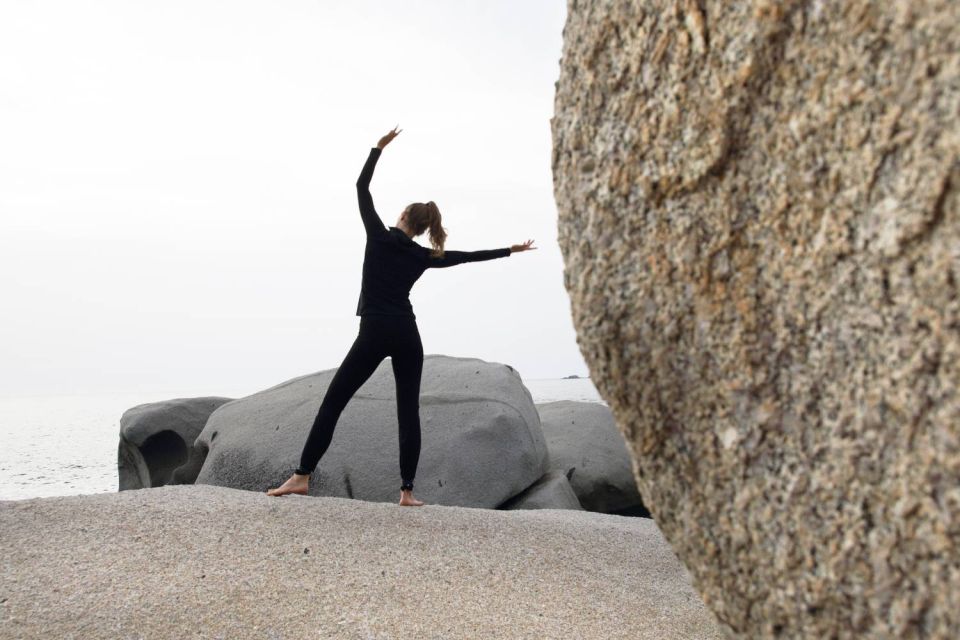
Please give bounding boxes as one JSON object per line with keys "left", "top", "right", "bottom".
{"left": 562, "top": 374, "right": 589, "bottom": 379}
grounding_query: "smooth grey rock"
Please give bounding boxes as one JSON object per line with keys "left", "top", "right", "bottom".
{"left": 498, "top": 470, "right": 584, "bottom": 511}
{"left": 537, "top": 400, "right": 647, "bottom": 515}
{"left": 194, "top": 355, "right": 549, "bottom": 508}
{"left": 552, "top": 1, "right": 959, "bottom": 637}
{"left": 118, "top": 397, "right": 233, "bottom": 489}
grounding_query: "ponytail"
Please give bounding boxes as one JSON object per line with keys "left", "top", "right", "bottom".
{"left": 425, "top": 201, "right": 447, "bottom": 258}
{"left": 404, "top": 201, "right": 447, "bottom": 258}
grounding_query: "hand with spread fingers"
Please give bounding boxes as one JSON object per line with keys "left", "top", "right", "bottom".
{"left": 377, "top": 125, "right": 402, "bottom": 150}
{"left": 510, "top": 239, "right": 537, "bottom": 253}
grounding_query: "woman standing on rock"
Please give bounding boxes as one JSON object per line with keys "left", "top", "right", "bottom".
{"left": 267, "top": 125, "right": 536, "bottom": 506}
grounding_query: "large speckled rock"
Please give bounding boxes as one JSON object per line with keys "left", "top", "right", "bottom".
{"left": 194, "top": 355, "right": 549, "bottom": 508}
{"left": 552, "top": 1, "right": 958, "bottom": 638}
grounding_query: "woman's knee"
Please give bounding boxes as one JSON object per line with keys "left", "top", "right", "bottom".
{"left": 398, "top": 413, "right": 421, "bottom": 438}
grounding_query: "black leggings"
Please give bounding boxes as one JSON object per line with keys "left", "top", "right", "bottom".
{"left": 295, "top": 314, "right": 423, "bottom": 492}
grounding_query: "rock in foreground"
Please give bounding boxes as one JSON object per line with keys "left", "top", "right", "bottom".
{"left": 0, "top": 485, "right": 726, "bottom": 639}
{"left": 552, "top": 1, "right": 959, "bottom": 637}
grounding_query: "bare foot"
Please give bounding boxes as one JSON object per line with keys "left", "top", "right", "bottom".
{"left": 399, "top": 489, "right": 425, "bottom": 506}
{"left": 266, "top": 472, "right": 310, "bottom": 497}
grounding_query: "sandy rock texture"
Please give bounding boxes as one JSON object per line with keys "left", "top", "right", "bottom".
{"left": 552, "top": 1, "right": 958, "bottom": 637}
{"left": 0, "top": 485, "right": 727, "bottom": 639}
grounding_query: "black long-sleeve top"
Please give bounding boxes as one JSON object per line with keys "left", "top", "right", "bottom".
{"left": 354, "top": 146, "right": 511, "bottom": 318}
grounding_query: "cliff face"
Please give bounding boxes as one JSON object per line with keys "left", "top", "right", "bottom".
{"left": 552, "top": 1, "right": 959, "bottom": 637}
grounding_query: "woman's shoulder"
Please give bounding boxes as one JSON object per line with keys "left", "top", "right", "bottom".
{"left": 369, "top": 231, "right": 429, "bottom": 255}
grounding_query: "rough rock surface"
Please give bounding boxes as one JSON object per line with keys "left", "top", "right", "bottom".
{"left": 118, "top": 397, "right": 233, "bottom": 490}
{"left": 498, "top": 469, "right": 584, "bottom": 511}
{"left": 552, "top": 1, "right": 958, "bottom": 637}
{"left": 194, "top": 355, "right": 549, "bottom": 509}
{"left": 0, "top": 485, "right": 727, "bottom": 639}
{"left": 538, "top": 400, "right": 647, "bottom": 514}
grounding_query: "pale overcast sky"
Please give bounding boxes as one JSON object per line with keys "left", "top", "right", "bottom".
{"left": 0, "top": 0, "right": 584, "bottom": 398}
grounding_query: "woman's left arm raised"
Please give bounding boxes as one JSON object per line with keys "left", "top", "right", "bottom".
{"left": 355, "top": 126, "right": 402, "bottom": 238}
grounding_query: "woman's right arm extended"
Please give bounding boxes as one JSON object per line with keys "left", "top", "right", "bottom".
{"left": 424, "top": 247, "right": 512, "bottom": 269}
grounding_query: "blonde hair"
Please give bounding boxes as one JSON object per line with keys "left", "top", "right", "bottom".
{"left": 404, "top": 201, "right": 447, "bottom": 258}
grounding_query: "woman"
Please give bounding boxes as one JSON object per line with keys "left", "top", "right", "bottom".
{"left": 266, "top": 125, "right": 536, "bottom": 506}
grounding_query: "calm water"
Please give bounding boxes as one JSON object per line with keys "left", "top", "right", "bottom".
{"left": 0, "top": 377, "right": 604, "bottom": 501}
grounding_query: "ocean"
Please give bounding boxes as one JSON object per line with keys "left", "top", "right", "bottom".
{"left": 0, "top": 377, "right": 605, "bottom": 501}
